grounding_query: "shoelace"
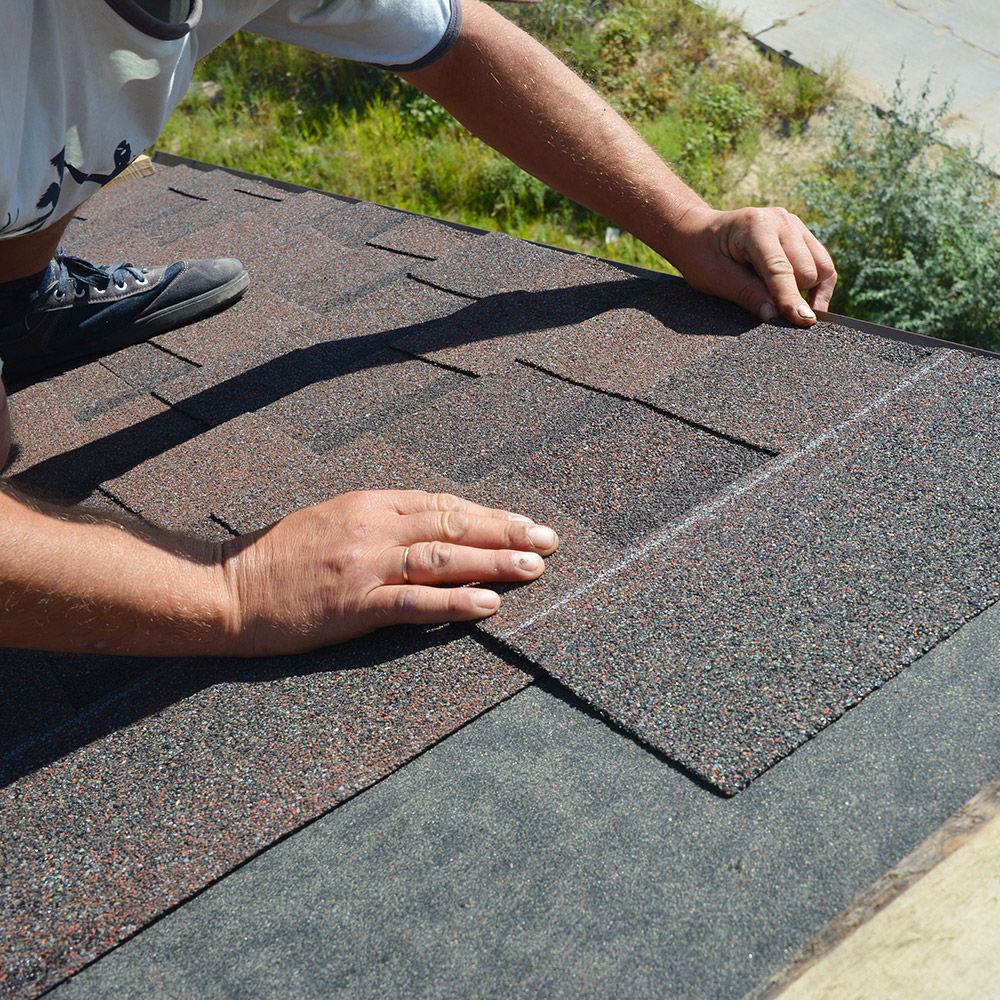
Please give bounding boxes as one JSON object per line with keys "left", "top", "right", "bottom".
{"left": 45, "top": 251, "right": 147, "bottom": 301}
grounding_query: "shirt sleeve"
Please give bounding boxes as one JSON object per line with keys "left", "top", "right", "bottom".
{"left": 244, "top": 0, "right": 462, "bottom": 71}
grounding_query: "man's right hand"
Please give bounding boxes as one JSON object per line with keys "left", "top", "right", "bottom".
{"left": 220, "top": 489, "right": 558, "bottom": 656}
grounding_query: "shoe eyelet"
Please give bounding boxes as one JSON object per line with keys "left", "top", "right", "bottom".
{"left": 136, "top": 276, "right": 148, "bottom": 285}
{"left": 54, "top": 291, "right": 65, "bottom": 301}
{"left": 114, "top": 281, "right": 126, "bottom": 291}
{"left": 94, "top": 287, "right": 106, "bottom": 295}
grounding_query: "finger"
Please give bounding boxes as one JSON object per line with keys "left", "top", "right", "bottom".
{"left": 393, "top": 541, "right": 546, "bottom": 586}
{"left": 383, "top": 489, "right": 535, "bottom": 523}
{"left": 693, "top": 253, "right": 778, "bottom": 324}
{"left": 396, "top": 509, "right": 560, "bottom": 554}
{"left": 368, "top": 584, "right": 502, "bottom": 626}
{"left": 742, "top": 232, "right": 817, "bottom": 327}
{"left": 800, "top": 228, "right": 838, "bottom": 311}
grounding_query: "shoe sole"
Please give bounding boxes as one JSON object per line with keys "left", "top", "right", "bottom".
{"left": 126, "top": 269, "right": 251, "bottom": 341}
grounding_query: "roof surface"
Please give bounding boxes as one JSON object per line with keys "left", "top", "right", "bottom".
{"left": 1, "top": 161, "right": 998, "bottom": 997}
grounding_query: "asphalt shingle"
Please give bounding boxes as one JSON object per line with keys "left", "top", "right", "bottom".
{"left": 0, "top": 629, "right": 530, "bottom": 998}
{"left": 641, "top": 321, "right": 933, "bottom": 452}
{"left": 4, "top": 160, "right": 999, "bottom": 996}
{"left": 499, "top": 351, "right": 1000, "bottom": 793}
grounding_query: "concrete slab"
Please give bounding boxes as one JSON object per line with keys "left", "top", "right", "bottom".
{"left": 707, "top": 0, "right": 1000, "bottom": 165}
{"left": 52, "top": 598, "right": 1000, "bottom": 999}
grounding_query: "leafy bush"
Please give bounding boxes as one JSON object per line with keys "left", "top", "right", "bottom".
{"left": 800, "top": 79, "right": 1000, "bottom": 350}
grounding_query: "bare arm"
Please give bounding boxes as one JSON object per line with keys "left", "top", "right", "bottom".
{"left": 0, "top": 382, "right": 557, "bottom": 657}
{"left": 401, "top": 0, "right": 837, "bottom": 326}
{"left": 0, "top": 483, "right": 232, "bottom": 655}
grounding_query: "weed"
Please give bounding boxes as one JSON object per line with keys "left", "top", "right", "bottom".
{"left": 800, "top": 77, "right": 1000, "bottom": 349}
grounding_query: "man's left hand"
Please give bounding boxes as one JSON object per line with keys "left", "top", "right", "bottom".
{"left": 672, "top": 205, "right": 837, "bottom": 327}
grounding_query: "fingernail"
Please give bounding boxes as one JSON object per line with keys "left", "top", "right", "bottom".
{"left": 797, "top": 303, "right": 816, "bottom": 321}
{"left": 760, "top": 301, "right": 778, "bottom": 322}
{"left": 472, "top": 589, "right": 500, "bottom": 611}
{"left": 528, "top": 525, "right": 556, "bottom": 550}
{"left": 515, "top": 552, "right": 543, "bottom": 572}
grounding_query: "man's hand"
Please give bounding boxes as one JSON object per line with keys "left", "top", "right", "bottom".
{"left": 221, "top": 490, "right": 558, "bottom": 656}
{"left": 671, "top": 205, "right": 837, "bottom": 326}
{"left": 402, "top": 0, "right": 836, "bottom": 327}
{"left": 0, "top": 477, "right": 557, "bottom": 657}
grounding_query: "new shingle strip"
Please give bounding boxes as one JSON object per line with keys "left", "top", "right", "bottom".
{"left": 640, "top": 322, "right": 933, "bottom": 453}
{"left": 0, "top": 630, "right": 531, "bottom": 998}
{"left": 498, "top": 351, "right": 1000, "bottom": 794}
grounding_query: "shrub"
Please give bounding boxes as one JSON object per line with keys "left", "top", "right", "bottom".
{"left": 800, "top": 78, "right": 1000, "bottom": 350}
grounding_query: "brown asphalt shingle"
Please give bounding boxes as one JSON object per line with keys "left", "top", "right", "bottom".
{"left": 3, "top": 161, "right": 998, "bottom": 994}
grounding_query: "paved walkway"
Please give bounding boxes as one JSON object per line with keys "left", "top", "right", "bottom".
{"left": 709, "top": 0, "right": 1000, "bottom": 167}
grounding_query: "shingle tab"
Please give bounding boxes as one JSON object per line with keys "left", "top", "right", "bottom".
{"left": 0, "top": 630, "right": 530, "bottom": 998}
{"left": 378, "top": 367, "right": 609, "bottom": 483}
{"left": 6, "top": 365, "right": 178, "bottom": 482}
{"left": 515, "top": 279, "right": 749, "bottom": 396}
{"left": 366, "top": 216, "right": 480, "bottom": 259}
{"left": 500, "top": 351, "right": 1000, "bottom": 793}
{"left": 641, "top": 321, "right": 933, "bottom": 452}
{"left": 408, "top": 231, "right": 584, "bottom": 298}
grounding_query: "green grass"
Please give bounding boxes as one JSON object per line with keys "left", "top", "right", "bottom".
{"left": 157, "top": 0, "right": 837, "bottom": 273}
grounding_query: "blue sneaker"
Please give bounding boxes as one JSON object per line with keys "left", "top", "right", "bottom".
{"left": 0, "top": 250, "right": 249, "bottom": 380}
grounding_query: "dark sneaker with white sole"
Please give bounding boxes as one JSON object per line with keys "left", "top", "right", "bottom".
{"left": 0, "top": 250, "right": 249, "bottom": 381}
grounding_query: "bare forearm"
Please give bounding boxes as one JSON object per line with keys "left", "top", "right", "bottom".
{"left": 401, "top": 1, "right": 707, "bottom": 264}
{"left": 0, "top": 486, "right": 233, "bottom": 656}
{"left": 403, "top": 0, "right": 836, "bottom": 324}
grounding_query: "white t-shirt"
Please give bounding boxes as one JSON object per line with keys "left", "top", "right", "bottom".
{"left": 0, "top": 0, "right": 460, "bottom": 240}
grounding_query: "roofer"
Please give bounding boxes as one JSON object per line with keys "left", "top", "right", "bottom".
{"left": 0, "top": 0, "right": 836, "bottom": 657}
